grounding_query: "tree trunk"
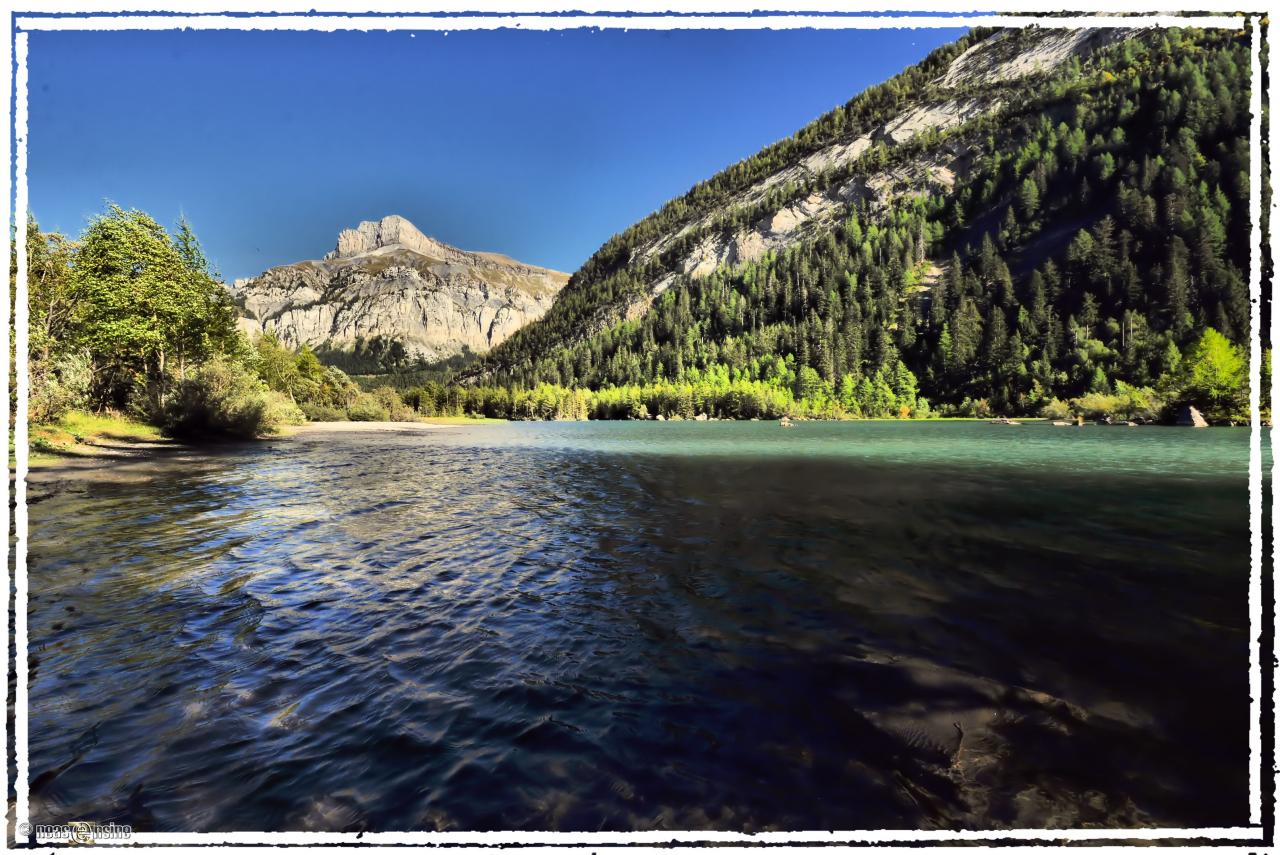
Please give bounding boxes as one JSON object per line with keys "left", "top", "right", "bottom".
{"left": 157, "top": 347, "right": 167, "bottom": 409}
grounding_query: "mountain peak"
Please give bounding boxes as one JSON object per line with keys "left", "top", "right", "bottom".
{"left": 324, "top": 214, "right": 447, "bottom": 261}
{"left": 236, "top": 213, "right": 571, "bottom": 363}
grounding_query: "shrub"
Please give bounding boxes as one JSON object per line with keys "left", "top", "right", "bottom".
{"left": 1070, "top": 391, "right": 1123, "bottom": 419}
{"left": 371, "top": 385, "right": 414, "bottom": 421}
{"left": 1068, "top": 384, "right": 1161, "bottom": 421}
{"left": 263, "top": 391, "right": 306, "bottom": 427}
{"left": 30, "top": 350, "right": 92, "bottom": 423}
{"left": 346, "top": 392, "right": 390, "bottom": 422}
{"left": 1112, "top": 382, "right": 1163, "bottom": 421}
{"left": 1039, "top": 398, "right": 1073, "bottom": 420}
{"left": 301, "top": 402, "right": 347, "bottom": 422}
{"left": 162, "top": 357, "right": 303, "bottom": 439}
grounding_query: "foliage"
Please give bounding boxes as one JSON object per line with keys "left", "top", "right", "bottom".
{"left": 300, "top": 403, "right": 350, "bottom": 422}
{"left": 22, "top": 208, "right": 266, "bottom": 438}
{"left": 346, "top": 393, "right": 391, "bottom": 422}
{"left": 396, "top": 360, "right": 928, "bottom": 421}
{"left": 21, "top": 207, "right": 434, "bottom": 433}
{"left": 315, "top": 334, "right": 434, "bottom": 375}
{"left": 1172, "top": 326, "right": 1248, "bottom": 420}
{"left": 29, "top": 349, "right": 92, "bottom": 424}
{"left": 71, "top": 205, "right": 239, "bottom": 411}
{"left": 251, "top": 333, "right": 358, "bottom": 408}
{"left": 1068, "top": 383, "right": 1164, "bottom": 421}
{"left": 161, "top": 357, "right": 304, "bottom": 439}
{"left": 471, "top": 26, "right": 1257, "bottom": 421}
{"left": 26, "top": 221, "right": 80, "bottom": 369}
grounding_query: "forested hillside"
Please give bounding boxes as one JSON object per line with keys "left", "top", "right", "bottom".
{"left": 471, "top": 24, "right": 1262, "bottom": 421}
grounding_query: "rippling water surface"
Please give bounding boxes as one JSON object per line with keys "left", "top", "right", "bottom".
{"left": 27, "top": 421, "right": 1262, "bottom": 831}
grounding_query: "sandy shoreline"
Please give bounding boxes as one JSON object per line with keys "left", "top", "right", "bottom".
{"left": 284, "top": 420, "right": 452, "bottom": 434}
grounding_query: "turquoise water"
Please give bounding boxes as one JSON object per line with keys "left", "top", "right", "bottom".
{"left": 26, "top": 421, "right": 1266, "bottom": 832}
{"left": 420, "top": 419, "right": 1264, "bottom": 477}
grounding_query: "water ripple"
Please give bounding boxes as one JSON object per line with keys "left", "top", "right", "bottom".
{"left": 28, "top": 422, "right": 1256, "bottom": 831}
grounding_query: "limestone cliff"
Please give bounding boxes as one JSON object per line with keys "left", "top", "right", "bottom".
{"left": 233, "top": 215, "right": 569, "bottom": 361}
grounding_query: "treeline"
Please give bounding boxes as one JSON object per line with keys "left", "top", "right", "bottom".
{"left": 403, "top": 356, "right": 926, "bottom": 420}
{"left": 21, "top": 204, "right": 1254, "bottom": 433}
{"left": 398, "top": 327, "right": 1246, "bottom": 423}
{"left": 312, "top": 335, "right": 484, "bottom": 378}
{"left": 473, "top": 26, "right": 1262, "bottom": 423}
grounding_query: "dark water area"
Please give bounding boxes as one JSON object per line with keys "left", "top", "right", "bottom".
{"left": 25, "top": 422, "right": 1264, "bottom": 831}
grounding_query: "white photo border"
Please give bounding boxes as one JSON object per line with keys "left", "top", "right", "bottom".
{"left": 5, "top": 6, "right": 1271, "bottom": 850}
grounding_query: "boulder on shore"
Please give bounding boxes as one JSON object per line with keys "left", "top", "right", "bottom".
{"left": 1176, "top": 405, "right": 1209, "bottom": 427}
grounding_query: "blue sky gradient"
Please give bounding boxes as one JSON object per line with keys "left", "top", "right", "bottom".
{"left": 27, "top": 25, "right": 966, "bottom": 281}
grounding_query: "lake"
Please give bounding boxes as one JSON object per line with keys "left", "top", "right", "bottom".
{"left": 24, "top": 420, "right": 1263, "bottom": 832}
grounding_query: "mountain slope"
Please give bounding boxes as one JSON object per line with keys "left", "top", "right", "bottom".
{"left": 476, "top": 23, "right": 1255, "bottom": 418}
{"left": 234, "top": 215, "right": 570, "bottom": 363}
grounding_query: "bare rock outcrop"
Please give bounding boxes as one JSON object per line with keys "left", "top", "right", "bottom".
{"left": 1176, "top": 405, "right": 1210, "bottom": 428}
{"left": 632, "top": 27, "right": 1133, "bottom": 302}
{"left": 234, "top": 216, "right": 569, "bottom": 361}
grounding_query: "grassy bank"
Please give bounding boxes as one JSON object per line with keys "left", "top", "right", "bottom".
{"left": 27, "top": 410, "right": 168, "bottom": 466}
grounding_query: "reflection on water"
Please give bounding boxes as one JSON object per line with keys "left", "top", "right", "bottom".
{"left": 27, "top": 422, "right": 1257, "bottom": 831}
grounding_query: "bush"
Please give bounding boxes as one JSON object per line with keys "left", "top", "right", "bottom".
{"left": 371, "top": 385, "right": 415, "bottom": 421}
{"left": 30, "top": 350, "right": 92, "bottom": 423}
{"left": 162, "top": 357, "right": 304, "bottom": 439}
{"left": 1070, "top": 391, "right": 1123, "bottom": 419}
{"left": 1068, "top": 384, "right": 1162, "bottom": 421}
{"left": 264, "top": 391, "right": 306, "bottom": 427}
{"left": 1039, "top": 398, "right": 1073, "bottom": 420}
{"left": 301, "top": 402, "right": 347, "bottom": 422}
{"left": 346, "top": 392, "right": 390, "bottom": 421}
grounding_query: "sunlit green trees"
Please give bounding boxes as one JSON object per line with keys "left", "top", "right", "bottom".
{"left": 1173, "top": 327, "right": 1248, "bottom": 421}
{"left": 71, "top": 205, "right": 239, "bottom": 413}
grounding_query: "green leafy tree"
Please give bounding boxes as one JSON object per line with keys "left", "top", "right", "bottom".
{"left": 73, "top": 205, "right": 236, "bottom": 411}
{"left": 1176, "top": 327, "right": 1247, "bottom": 420}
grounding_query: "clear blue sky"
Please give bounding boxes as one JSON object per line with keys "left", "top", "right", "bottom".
{"left": 27, "top": 25, "right": 966, "bottom": 282}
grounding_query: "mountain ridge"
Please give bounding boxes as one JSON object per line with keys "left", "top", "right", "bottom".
{"left": 468, "top": 21, "right": 1253, "bottom": 421}
{"left": 478, "top": 25, "right": 1137, "bottom": 371}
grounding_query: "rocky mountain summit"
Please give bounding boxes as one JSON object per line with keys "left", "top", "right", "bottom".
{"left": 233, "top": 215, "right": 569, "bottom": 361}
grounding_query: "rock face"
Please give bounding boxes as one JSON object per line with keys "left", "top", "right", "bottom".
{"left": 233, "top": 215, "right": 570, "bottom": 361}
{"left": 619, "top": 27, "right": 1134, "bottom": 322}
{"left": 1176, "top": 405, "right": 1210, "bottom": 427}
